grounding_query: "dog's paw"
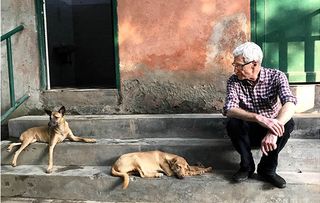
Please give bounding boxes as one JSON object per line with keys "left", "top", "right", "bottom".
{"left": 155, "top": 173, "right": 164, "bottom": 178}
{"left": 205, "top": 167, "right": 213, "bottom": 173}
{"left": 46, "top": 168, "right": 53, "bottom": 174}
{"left": 87, "top": 138, "right": 96, "bottom": 143}
{"left": 11, "top": 162, "right": 17, "bottom": 167}
{"left": 7, "top": 147, "right": 12, "bottom": 152}
{"left": 196, "top": 162, "right": 205, "bottom": 167}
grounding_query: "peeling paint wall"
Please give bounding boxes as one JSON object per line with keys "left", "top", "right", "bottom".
{"left": 1, "top": 0, "right": 251, "bottom": 116}
{"left": 1, "top": 0, "right": 319, "bottom": 118}
{"left": 118, "top": 0, "right": 250, "bottom": 113}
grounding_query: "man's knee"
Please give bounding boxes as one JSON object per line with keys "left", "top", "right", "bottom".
{"left": 284, "top": 118, "right": 295, "bottom": 135}
{"left": 226, "top": 118, "right": 248, "bottom": 137}
{"left": 278, "top": 118, "right": 294, "bottom": 142}
{"left": 227, "top": 118, "right": 242, "bottom": 129}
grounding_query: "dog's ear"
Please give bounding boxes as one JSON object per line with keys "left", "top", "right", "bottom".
{"left": 58, "top": 106, "right": 66, "bottom": 115}
{"left": 168, "top": 157, "right": 177, "bottom": 167}
{"left": 167, "top": 159, "right": 173, "bottom": 167}
{"left": 45, "top": 110, "right": 52, "bottom": 116}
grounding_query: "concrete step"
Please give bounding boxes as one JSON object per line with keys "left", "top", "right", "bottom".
{"left": 8, "top": 114, "right": 320, "bottom": 139}
{"left": 1, "top": 197, "right": 112, "bottom": 203}
{"left": 1, "top": 197, "right": 113, "bottom": 203}
{"left": 2, "top": 138, "right": 319, "bottom": 172}
{"left": 1, "top": 165, "right": 319, "bottom": 202}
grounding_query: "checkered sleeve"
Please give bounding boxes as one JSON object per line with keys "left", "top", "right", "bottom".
{"left": 277, "top": 72, "right": 297, "bottom": 105}
{"left": 223, "top": 77, "right": 240, "bottom": 116}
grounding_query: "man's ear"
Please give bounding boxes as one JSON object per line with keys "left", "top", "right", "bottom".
{"left": 45, "top": 110, "right": 52, "bottom": 116}
{"left": 58, "top": 106, "right": 66, "bottom": 115}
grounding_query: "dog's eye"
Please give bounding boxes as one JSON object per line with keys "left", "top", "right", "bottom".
{"left": 175, "top": 165, "right": 181, "bottom": 170}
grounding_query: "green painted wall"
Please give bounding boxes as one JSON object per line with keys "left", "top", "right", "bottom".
{"left": 252, "top": 0, "right": 320, "bottom": 83}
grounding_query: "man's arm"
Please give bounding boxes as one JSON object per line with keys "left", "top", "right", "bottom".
{"left": 226, "top": 101, "right": 295, "bottom": 136}
{"left": 227, "top": 102, "right": 295, "bottom": 123}
{"left": 226, "top": 107, "right": 284, "bottom": 136}
{"left": 260, "top": 102, "right": 296, "bottom": 155}
{"left": 225, "top": 107, "right": 258, "bottom": 122}
{"left": 275, "top": 102, "right": 296, "bottom": 125}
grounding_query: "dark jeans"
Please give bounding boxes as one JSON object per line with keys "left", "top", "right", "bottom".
{"left": 226, "top": 118, "right": 295, "bottom": 175}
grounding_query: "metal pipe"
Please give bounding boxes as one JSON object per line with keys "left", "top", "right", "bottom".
{"left": 1, "top": 94, "right": 30, "bottom": 123}
{"left": 1, "top": 25, "right": 24, "bottom": 41}
{"left": 6, "top": 38, "right": 15, "bottom": 107}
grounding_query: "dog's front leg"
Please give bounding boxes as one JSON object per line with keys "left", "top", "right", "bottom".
{"left": 161, "top": 162, "right": 174, "bottom": 176}
{"left": 46, "top": 139, "right": 58, "bottom": 173}
{"left": 187, "top": 166, "right": 212, "bottom": 176}
{"left": 67, "top": 131, "right": 96, "bottom": 143}
{"left": 10, "top": 137, "right": 36, "bottom": 167}
{"left": 137, "top": 168, "right": 163, "bottom": 178}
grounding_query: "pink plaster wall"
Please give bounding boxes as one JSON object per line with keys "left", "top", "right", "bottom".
{"left": 118, "top": 0, "right": 250, "bottom": 81}
{"left": 117, "top": 0, "right": 251, "bottom": 113}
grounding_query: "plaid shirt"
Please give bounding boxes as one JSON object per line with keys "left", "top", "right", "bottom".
{"left": 223, "top": 67, "right": 297, "bottom": 118}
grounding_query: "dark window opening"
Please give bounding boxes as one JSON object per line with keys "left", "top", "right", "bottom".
{"left": 45, "top": 0, "right": 116, "bottom": 88}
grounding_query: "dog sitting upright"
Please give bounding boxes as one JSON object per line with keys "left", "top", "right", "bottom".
{"left": 7, "top": 106, "right": 96, "bottom": 173}
{"left": 111, "top": 150, "right": 212, "bottom": 189}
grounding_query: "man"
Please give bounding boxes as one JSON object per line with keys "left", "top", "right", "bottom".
{"left": 223, "top": 42, "right": 297, "bottom": 188}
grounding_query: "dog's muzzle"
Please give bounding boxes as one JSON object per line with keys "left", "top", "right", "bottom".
{"left": 176, "top": 173, "right": 185, "bottom": 179}
{"left": 48, "top": 121, "right": 57, "bottom": 127}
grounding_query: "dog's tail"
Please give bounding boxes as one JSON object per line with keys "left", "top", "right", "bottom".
{"left": 111, "top": 166, "right": 130, "bottom": 189}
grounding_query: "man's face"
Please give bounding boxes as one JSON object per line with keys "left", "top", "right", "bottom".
{"left": 232, "top": 56, "right": 256, "bottom": 81}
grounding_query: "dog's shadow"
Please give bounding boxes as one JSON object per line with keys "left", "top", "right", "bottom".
{"left": 102, "top": 169, "right": 125, "bottom": 191}
{"left": 108, "top": 179, "right": 122, "bottom": 190}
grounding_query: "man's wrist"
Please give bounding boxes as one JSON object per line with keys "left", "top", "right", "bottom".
{"left": 267, "top": 131, "right": 278, "bottom": 137}
{"left": 254, "top": 114, "right": 263, "bottom": 123}
{"left": 275, "top": 117, "right": 285, "bottom": 125}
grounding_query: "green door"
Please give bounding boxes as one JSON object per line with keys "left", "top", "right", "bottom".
{"left": 251, "top": 0, "right": 320, "bottom": 83}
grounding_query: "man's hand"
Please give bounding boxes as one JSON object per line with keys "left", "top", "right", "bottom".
{"left": 261, "top": 132, "right": 278, "bottom": 156}
{"left": 256, "top": 114, "right": 284, "bottom": 136}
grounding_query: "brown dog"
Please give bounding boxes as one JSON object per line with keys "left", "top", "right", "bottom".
{"left": 7, "top": 106, "right": 96, "bottom": 173}
{"left": 111, "top": 150, "right": 212, "bottom": 189}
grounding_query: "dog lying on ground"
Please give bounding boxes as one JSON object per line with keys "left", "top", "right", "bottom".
{"left": 111, "top": 150, "right": 212, "bottom": 189}
{"left": 7, "top": 106, "right": 96, "bottom": 173}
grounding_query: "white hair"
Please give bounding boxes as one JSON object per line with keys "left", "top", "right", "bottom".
{"left": 233, "top": 42, "right": 263, "bottom": 64}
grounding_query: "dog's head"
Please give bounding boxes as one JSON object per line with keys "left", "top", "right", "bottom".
{"left": 45, "top": 106, "right": 66, "bottom": 127}
{"left": 168, "top": 156, "right": 190, "bottom": 179}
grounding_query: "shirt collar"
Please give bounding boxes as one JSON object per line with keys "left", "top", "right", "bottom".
{"left": 258, "top": 67, "right": 266, "bottom": 83}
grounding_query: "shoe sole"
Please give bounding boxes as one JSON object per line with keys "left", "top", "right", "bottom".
{"left": 232, "top": 172, "right": 254, "bottom": 182}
